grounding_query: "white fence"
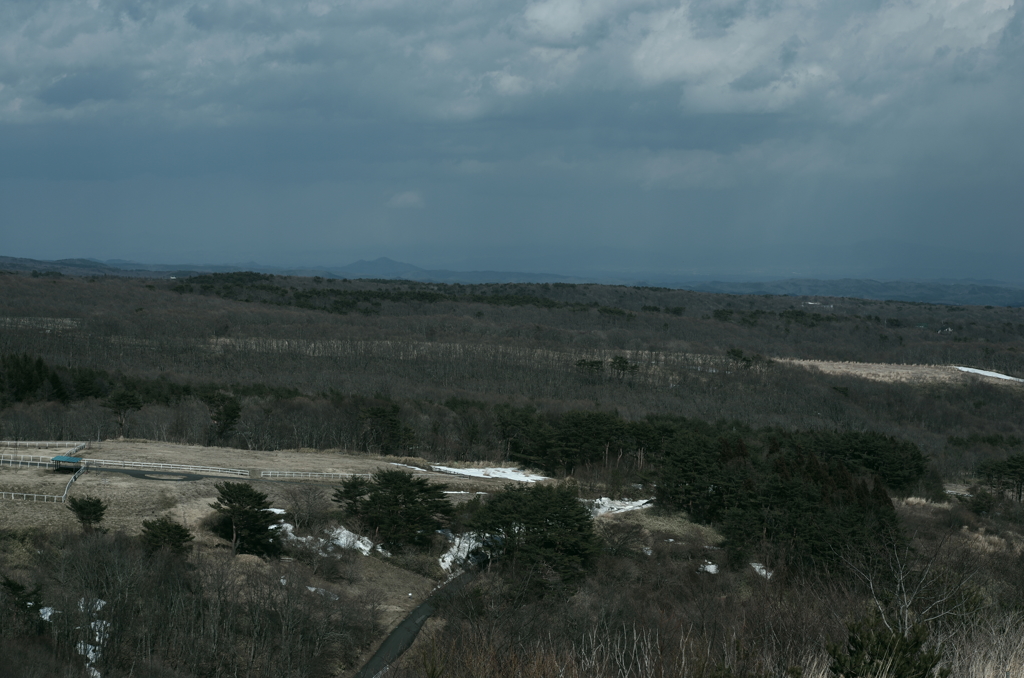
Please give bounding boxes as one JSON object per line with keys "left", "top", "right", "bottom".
{"left": 1, "top": 452, "right": 247, "bottom": 478}
{"left": 0, "top": 441, "right": 87, "bottom": 449}
{"left": 85, "top": 458, "right": 249, "bottom": 477}
{"left": 1, "top": 443, "right": 252, "bottom": 503}
{"left": 261, "top": 471, "right": 366, "bottom": 480}
{"left": 0, "top": 491, "right": 65, "bottom": 502}
{"left": 0, "top": 459, "right": 89, "bottom": 504}
{"left": 62, "top": 465, "right": 88, "bottom": 501}
{"left": 0, "top": 453, "right": 54, "bottom": 467}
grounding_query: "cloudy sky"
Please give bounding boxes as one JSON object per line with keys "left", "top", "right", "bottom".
{"left": 1, "top": 0, "right": 1022, "bottom": 281}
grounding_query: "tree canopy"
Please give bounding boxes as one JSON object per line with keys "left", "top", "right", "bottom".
{"left": 66, "top": 495, "right": 107, "bottom": 533}
{"left": 470, "top": 482, "right": 597, "bottom": 586}
{"left": 656, "top": 430, "right": 899, "bottom": 568}
{"left": 333, "top": 469, "right": 452, "bottom": 551}
{"left": 209, "top": 482, "right": 282, "bottom": 557}
{"left": 141, "top": 516, "right": 195, "bottom": 556}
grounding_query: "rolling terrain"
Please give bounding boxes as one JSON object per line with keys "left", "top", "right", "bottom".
{"left": 3, "top": 267, "right": 1024, "bottom": 678}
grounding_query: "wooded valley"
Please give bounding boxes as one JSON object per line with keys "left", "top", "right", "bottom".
{"left": 2, "top": 270, "right": 1024, "bottom": 677}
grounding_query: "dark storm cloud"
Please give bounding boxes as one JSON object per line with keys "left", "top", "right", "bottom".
{"left": 0, "top": 0, "right": 1022, "bottom": 280}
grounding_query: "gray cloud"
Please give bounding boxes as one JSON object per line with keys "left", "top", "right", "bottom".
{"left": 0, "top": 0, "right": 1022, "bottom": 281}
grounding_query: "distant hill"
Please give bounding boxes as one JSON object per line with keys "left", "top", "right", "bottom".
{"left": 0, "top": 255, "right": 584, "bottom": 285}
{"left": 3, "top": 255, "right": 1024, "bottom": 306}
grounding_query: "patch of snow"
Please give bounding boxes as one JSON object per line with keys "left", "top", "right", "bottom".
{"left": 699, "top": 561, "right": 718, "bottom": 574}
{"left": 642, "top": 546, "right": 653, "bottom": 556}
{"left": 306, "top": 586, "right": 339, "bottom": 600}
{"left": 439, "top": 534, "right": 481, "bottom": 573}
{"left": 277, "top": 522, "right": 388, "bottom": 557}
{"left": 750, "top": 562, "right": 773, "bottom": 580}
{"left": 389, "top": 462, "right": 426, "bottom": 471}
{"left": 278, "top": 522, "right": 390, "bottom": 557}
{"left": 77, "top": 642, "right": 101, "bottom": 664}
{"left": 266, "top": 508, "right": 287, "bottom": 514}
{"left": 955, "top": 366, "right": 1024, "bottom": 383}
{"left": 39, "top": 606, "right": 56, "bottom": 621}
{"left": 430, "top": 465, "right": 548, "bottom": 483}
{"left": 588, "top": 497, "right": 653, "bottom": 516}
{"left": 279, "top": 577, "right": 288, "bottom": 586}
{"left": 325, "top": 525, "right": 386, "bottom": 557}
{"left": 78, "top": 598, "right": 106, "bottom": 614}
{"left": 91, "top": 620, "right": 111, "bottom": 644}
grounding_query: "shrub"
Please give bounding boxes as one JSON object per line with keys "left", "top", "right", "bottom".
{"left": 66, "top": 495, "right": 107, "bottom": 533}
{"left": 140, "top": 517, "right": 194, "bottom": 556}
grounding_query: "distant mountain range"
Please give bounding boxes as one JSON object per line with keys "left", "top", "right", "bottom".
{"left": 3, "top": 255, "right": 1023, "bottom": 307}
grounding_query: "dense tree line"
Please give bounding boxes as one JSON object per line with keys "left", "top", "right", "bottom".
{"left": 3, "top": 347, "right": 1018, "bottom": 488}
{"left": 2, "top": 272, "right": 1023, "bottom": 480}
{"left": 657, "top": 436, "right": 900, "bottom": 568}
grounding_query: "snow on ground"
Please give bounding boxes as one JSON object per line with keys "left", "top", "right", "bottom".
{"left": 439, "top": 534, "right": 481, "bottom": 573}
{"left": 324, "top": 526, "right": 382, "bottom": 556}
{"left": 277, "top": 522, "right": 387, "bottom": 557}
{"left": 588, "top": 497, "right": 652, "bottom": 516}
{"left": 699, "top": 561, "right": 719, "bottom": 574}
{"left": 72, "top": 599, "right": 109, "bottom": 678}
{"left": 430, "top": 465, "right": 548, "bottom": 483}
{"left": 266, "top": 508, "right": 287, "bottom": 515}
{"left": 306, "top": 586, "right": 339, "bottom": 600}
{"left": 955, "top": 366, "right": 1024, "bottom": 383}
{"left": 91, "top": 620, "right": 111, "bottom": 645}
{"left": 39, "top": 606, "right": 55, "bottom": 621}
{"left": 77, "top": 646, "right": 102, "bottom": 678}
{"left": 750, "top": 563, "right": 773, "bottom": 579}
{"left": 389, "top": 462, "right": 427, "bottom": 472}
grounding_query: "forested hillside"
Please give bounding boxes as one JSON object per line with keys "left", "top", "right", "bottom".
{"left": 4, "top": 270, "right": 1024, "bottom": 677}
{"left": 2, "top": 271, "right": 1023, "bottom": 477}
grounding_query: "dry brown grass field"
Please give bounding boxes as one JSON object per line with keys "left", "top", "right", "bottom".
{"left": 0, "top": 440, "right": 516, "bottom": 535}
{"left": 1, "top": 440, "right": 524, "bottom": 676}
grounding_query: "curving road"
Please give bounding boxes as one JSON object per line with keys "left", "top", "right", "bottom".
{"left": 352, "top": 571, "right": 475, "bottom": 678}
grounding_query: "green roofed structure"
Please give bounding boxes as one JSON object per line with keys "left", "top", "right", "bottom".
{"left": 51, "top": 455, "right": 84, "bottom": 471}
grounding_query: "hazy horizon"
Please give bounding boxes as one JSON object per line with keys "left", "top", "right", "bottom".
{"left": 2, "top": 0, "right": 1022, "bottom": 282}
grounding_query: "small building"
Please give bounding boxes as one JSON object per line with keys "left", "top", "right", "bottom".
{"left": 51, "top": 455, "right": 84, "bottom": 472}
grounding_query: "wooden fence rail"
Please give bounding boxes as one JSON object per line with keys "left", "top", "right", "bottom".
{"left": 0, "top": 491, "right": 65, "bottom": 502}
{"left": 0, "top": 441, "right": 87, "bottom": 449}
{"left": 0, "top": 454, "right": 54, "bottom": 465}
{"left": 0, "top": 459, "right": 52, "bottom": 469}
{"left": 260, "top": 471, "right": 366, "bottom": 480}
{"left": 0, "top": 462, "right": 89, "bottom": 504}
{"left": 85, "top": 459, "right": 249, "bottom": 477}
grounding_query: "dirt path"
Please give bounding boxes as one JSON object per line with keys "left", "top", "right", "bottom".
{"left": 779, "top": 359, "right": 1022, "bottom": 385}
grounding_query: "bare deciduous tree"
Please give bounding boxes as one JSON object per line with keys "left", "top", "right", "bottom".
{"left": 840, "top": 530, "right": 981, "bottom": 638}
